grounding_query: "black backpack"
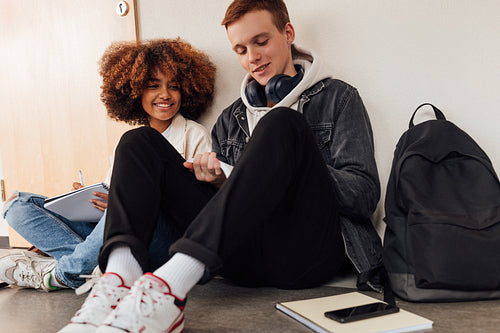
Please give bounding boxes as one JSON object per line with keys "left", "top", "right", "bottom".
{"left": 383, "top": 103, "right": 500, "bottom": 302}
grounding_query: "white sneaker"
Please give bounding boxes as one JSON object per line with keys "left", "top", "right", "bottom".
{"left": 0, "top": 250, "right": 58, "bottom": 291}
{"left": 76, "top": 265, "right": 104, "bottom": 296}
{"left": 58, "top": 273, "right": 130, "bottom": 333}
{"left": 96, "top": 273, "right": 186, "bottom": 333}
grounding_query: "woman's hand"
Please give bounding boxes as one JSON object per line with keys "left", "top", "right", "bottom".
{"left": 90, "top": 192, "right": 108, "bottom": 212}
{"left": 183, "top": 152, "right": 226, "bottom": 188}
{"left": 73, "top": 182, "right": 108, "bottom": 212}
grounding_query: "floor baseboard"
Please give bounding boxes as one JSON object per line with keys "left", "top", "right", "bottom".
{"left": 0, "top": 236, "right": 10, "bottom": 249}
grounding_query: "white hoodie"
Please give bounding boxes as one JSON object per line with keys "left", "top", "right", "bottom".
{"left": 240, "top": 45, "right": 332, "bottom": 135}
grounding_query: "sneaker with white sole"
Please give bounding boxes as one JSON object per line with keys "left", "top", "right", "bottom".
{"left": 58, "top": 273, "right": 130, "bottom": 333}
{"left": 96, "top": 273, "right": 186, "bottom": 333}
{"left": 76, "top": 265, "right": 104, "bottom": 296}
{"left": 0, "top": 250, "right": 59, "bottom": 291}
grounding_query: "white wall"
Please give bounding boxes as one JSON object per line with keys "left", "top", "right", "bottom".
{"left": 136, "top": 0, "right": 500, "bottom": 234}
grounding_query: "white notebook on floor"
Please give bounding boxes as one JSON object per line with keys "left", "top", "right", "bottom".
{"left": 276, "top": 292, "right": 433, "bottom": 333}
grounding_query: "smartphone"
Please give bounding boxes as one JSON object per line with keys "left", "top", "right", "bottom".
{"left": 324, "top": 302, "right": 399, "bottom": 323}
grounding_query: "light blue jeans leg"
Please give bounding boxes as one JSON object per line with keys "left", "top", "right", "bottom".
{"left": 3, "top": 192, "right": 180, "bottom": 289}
{"left": 2, "top": 191, "right": 95, "bottom": 260}
{"left": 54, "top": 212, "right": 106, "bottom": 289}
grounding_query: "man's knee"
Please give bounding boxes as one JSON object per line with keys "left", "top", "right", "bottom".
{"left": 256, "top": 107, "right": 308, "bottom": 138}
{"left": 262, "top": 107, "right": 302, "bottom": 123}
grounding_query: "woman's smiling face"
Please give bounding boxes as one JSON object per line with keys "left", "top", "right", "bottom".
{"left": 141, "top": 69, "right": 182, "bottom": 132}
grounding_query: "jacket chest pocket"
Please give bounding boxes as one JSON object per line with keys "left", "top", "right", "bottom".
{"left": 220, "top": 139, "right": 246, "bottom": 164}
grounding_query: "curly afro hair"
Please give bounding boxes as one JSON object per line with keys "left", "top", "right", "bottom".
{"left": 99, "top": 38, "right": 216, "bottom": 125}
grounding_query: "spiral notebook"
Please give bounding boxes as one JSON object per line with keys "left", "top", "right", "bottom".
{"left": 44, "top": 182, "right": 109, "bottom": 222}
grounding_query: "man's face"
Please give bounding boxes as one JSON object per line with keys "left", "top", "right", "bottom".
{"left": 227, "top": 10, "right": 296, "bottom": 86}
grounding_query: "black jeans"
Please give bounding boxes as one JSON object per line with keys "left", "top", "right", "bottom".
{"left": 100, "top": 108, "right": 345, "bottom": 289}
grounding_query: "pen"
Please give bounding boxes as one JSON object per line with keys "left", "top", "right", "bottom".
{"left": 79, "top": 170, "right": 84, "bottom": 186}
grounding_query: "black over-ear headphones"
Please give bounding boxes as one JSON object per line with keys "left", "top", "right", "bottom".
{"left": 245, "top": 65, "right": 304, "bottom": 107}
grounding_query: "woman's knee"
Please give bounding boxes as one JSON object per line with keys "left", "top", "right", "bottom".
{"left": 119, "top": 127, "right": 160, "bottom": 147}
{"left": 2, "top": 192, "right": 41, "bottom": 226}
{"left": 115, "top": 126, "right": 168, "bottom": 157}
{"left": 5, "top": 192, "right": 18, "bottom": 204}
{"left": 3, "top": 192, "right": 24, "bottom": 224}
{"left": 2, "top": 192, "right": 18, "bottom": 219}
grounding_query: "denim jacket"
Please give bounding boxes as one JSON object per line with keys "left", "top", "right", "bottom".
{"left": 211, "top": 78, "right": 384, "bottom": 292}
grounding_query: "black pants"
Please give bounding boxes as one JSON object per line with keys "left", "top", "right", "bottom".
{"left": 100, "top": 108, "right": 345, "bottom": 289}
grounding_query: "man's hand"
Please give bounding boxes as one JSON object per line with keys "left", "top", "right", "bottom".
{"left": 183, "top": 152, "right": 226, "bottom": 188}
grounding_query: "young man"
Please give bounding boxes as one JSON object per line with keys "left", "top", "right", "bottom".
{"left": 59, "top": 1, "right": 382, "bottom": 332}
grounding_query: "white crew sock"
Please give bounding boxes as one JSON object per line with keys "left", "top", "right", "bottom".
{"left": 153, "top": 252, "right": 205, "bottom": 299}
{"left": 49, "top": 271, "right": 68, "bottom": 289}
{"left": 105, "top": 245, "right": 143, "bottom": 286}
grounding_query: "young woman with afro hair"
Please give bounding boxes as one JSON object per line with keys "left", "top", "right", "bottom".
{"left": 0, "top": 38, "right": 216, "bottom": 294}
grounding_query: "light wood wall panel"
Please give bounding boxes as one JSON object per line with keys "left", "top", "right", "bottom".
{"left": 0, "top": 0, "right": 138, "bottom": 246}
